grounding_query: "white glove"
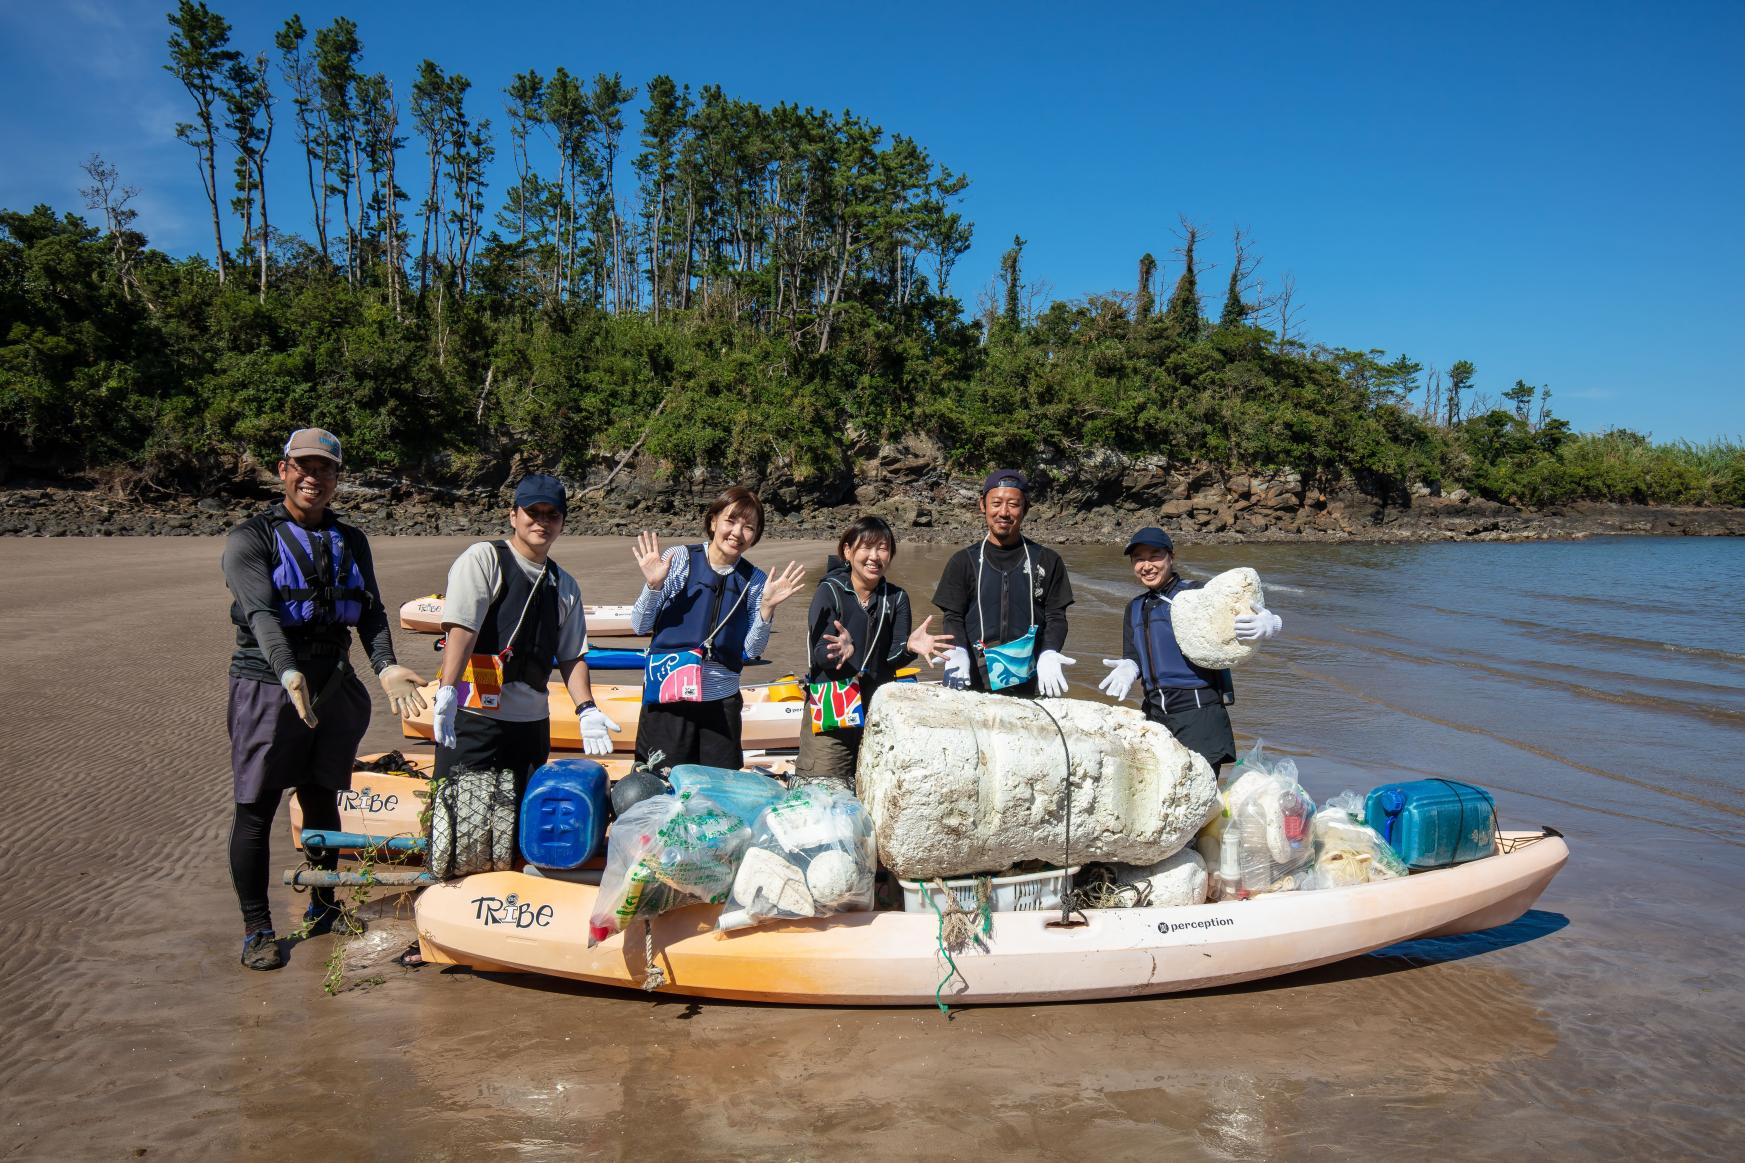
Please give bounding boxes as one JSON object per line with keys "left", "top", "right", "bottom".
{"left": 1234, "top": 606, "right": 1283, "bottom": 642}
{"left": 1036, "top": 650, "right": 1075, "bottom": 698}
{"left": 281, "top": 669, "right": 318, "bottom": 728}
{"left": 433, "top": 684, "right": 458, "bottom": 749}
{"left": 577, "top": 704, "right": 622, "bottom": 757}
{"left": 1098, "top": 658, "right": 1140, "bottom": 702}
{"left": 941, "top": 646, "right": 971, "bottom": 690}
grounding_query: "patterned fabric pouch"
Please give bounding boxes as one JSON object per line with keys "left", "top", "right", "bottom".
{"left": 643, "top": 648, "right": 705, "bottom": 704}
{"left": 978, "top": 624, "right": 1039, "bottom": 690}
{"left": 806, "top": 675, "right": 864, "bottom": 733}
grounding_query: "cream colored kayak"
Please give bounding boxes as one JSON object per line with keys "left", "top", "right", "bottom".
{"left": 413, "top": 830, "right": 1568, "bottom": 1006}
{"left": 399, "top": 594, "right": 638, "bottom": 637}
{"left": 400, "top": 678, "right": 809, "bottom": 753}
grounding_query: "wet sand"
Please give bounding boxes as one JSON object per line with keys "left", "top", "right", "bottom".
{"left": 3, "top": 535, "right": 1743, "bottom": 1160}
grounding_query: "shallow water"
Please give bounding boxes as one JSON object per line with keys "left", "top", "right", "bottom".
{"left": 2, "top": 534, "right": 1741, "bottom": 1159}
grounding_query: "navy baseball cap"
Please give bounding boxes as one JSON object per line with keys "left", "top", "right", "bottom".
{"left": 981, "top": 469, "right": 1030, "bottom": 496}
{"left": 513, "top": 474, "right": 567, "bottom": 516}
{"left": 1124, "top": 526, "right": 1174, "bottom": 555}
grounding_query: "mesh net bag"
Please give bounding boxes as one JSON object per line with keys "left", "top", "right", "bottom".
{"left": 426, "top": 766, "right": 518, "bottom": 879}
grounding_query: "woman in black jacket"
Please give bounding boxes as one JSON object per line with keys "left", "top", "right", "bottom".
{"left": 795, "top": 516, "right": 952, "bottom": 789}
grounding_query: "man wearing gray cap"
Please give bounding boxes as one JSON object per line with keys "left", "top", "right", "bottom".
{"left": 221, "top": 428, "right": 428, "bottom": 970}
{"left": 1098, "top": 527, "right": 1282, "bottom": 772}
{"left": 932, "top": 469, "right": 1076, "bottom": 698}
{"left": 430, "top": 474, "right": 617, "bottom": 793}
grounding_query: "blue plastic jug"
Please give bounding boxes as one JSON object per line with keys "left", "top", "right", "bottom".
{"left": 519, "top": 758, "right": 608, "bottom": 868}
{"left": 1364, "top": 779, "right": 1496, "bottom": 870}
{"left": 668, "top": 764, "right": 787, "bottom": 828}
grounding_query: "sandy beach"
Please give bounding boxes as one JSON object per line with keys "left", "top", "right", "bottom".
{"left": 4, "top": 534, "right": 1743, "bottom": 1160}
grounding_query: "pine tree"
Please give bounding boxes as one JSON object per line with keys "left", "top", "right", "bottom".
{"left": 1163, "top": 221, "right": 1201, "bottom": 339}
{"left": 1135, "top": 252, "right": 1155, "bottom": 321}
{"left": 1447, "top": 360, "right": 1476, "bottom": 426}
{"left": 164, "top": 0, "right": 238, "bottom": 284}
{"left": 1000, "top": 234, "right": 1026, "bottom": 328}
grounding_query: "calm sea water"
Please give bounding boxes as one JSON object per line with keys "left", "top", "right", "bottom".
{"left": 885, "top": 535, "right": 1745, "bottom": 853}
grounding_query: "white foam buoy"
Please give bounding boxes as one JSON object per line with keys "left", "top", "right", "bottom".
{"left": 804, "top": 849, "right": 864, "bottom": 910}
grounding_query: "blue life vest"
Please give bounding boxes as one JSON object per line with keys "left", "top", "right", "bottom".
{"left": 1127, "top": 577, "right": 1227, "bottom": 692}
{"left": 650, "top": 545, "right": 756, "bottom": 673}
{"left": 471, "top": 541, "right": 563, "bottom": 688}
{"left": 270, "top": 515, "right": 368, "bottom": 629}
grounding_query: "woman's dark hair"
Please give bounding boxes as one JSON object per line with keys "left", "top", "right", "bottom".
{"left": 704, "top": 485, "right": 765, "bottom": 547}
{"left": 838, "top": 515, "right": 897, "bottom": 560}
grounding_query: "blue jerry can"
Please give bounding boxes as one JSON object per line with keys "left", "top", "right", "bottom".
{"left": 1364, "top": 779, "right": 1497, "bottom": 871}
{"left": 519, "top": 759, "right": 608, "bottom": 869}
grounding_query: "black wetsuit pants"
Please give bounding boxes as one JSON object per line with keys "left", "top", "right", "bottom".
{"left": 229, "top": 788, "right": 341, "bottom": 934}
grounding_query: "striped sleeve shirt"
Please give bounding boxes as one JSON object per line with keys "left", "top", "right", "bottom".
{"left": 630, "top": 546, "right": 772, "bottom": 701}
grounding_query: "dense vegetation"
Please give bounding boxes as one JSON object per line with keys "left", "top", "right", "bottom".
{"left": 2, "top": 2, "right": 1740, "bottom": 509}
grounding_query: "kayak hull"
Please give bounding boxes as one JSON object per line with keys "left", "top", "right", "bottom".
{"left": 400, "top": 679, "right": 809, "bottom": 753}
{"left": 400, "top": 595, "right": 638, "bottom": 638}
{"left": 413, "top": 830, "right": 1569, "bottom": 1006}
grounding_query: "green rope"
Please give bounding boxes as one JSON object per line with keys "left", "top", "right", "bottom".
{"left": 921, "top": 880, "right": 967, "bottom": 1016}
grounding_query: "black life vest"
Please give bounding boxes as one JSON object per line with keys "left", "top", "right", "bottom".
{"left": 471, "top": 541, "right": 563, "bottom": 688}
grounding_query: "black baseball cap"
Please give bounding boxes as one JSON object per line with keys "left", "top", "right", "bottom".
{"left": 513, "top": 474, "right": 567, "bottom": 516}
{"left": 1124, "top": 526, "right": 1174, "bottom": 555}
{"left": 981, "top": 469, "right": 1030, "bottom": 496}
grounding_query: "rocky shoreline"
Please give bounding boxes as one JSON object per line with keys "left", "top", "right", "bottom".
{"left": 5, "top": 454, "right": 1742, "bottom": 544}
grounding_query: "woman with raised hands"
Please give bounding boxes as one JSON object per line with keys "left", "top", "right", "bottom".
{"left": 629, "top": 486, "right": 806, "bottom": 770}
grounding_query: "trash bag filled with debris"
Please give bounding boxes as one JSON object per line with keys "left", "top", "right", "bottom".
{"left": 717, "top": 784, "right": 877, "bottom": 931}
{"left": 1197, "top": 741, "right": 1316, "bottom": 899}
{"left": 1302, "top": 791, "right": 1410, "bottom": 889}
{"left": 588, "top": 790, "right": 751, "bottom": 945}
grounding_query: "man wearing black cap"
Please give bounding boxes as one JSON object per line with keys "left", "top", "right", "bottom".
{"left": 1099, "top": 527, "right": 1282, "bottom": 772}
{"left": 932, "top": 469, "right": 1076, "bottom": 698}
{"left": 431, "top": 474, "right": 618, "bottom": 794}
{"left": 222, "top": 428, "right": 429, "bottom": 970}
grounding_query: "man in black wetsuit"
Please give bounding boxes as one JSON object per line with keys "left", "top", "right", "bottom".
{"left": 221, "top": 428, "right": 427, "bottom": 971}
{"left": 932, "top": 469, "right": 1076, "bottom": 698}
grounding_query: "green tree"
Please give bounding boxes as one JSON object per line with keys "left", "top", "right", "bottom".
{"left": 1163, "top": 221, "right": 1201, "bottom": 340}
{"left": 1446, "top": 359, "right": 1475, "bottom": 426}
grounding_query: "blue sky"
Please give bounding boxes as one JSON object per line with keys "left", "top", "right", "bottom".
{"left": 3, "top": 0, "right": 1741, "bottom": 441}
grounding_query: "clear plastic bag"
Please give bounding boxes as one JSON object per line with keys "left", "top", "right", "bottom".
{"left": 587, "top": 790, "right": 751, "bottom": 945}
{"left": 717, "top": 784, "right": 877, "bottom": 931}
{"left": 1302, "top": 794, "right": 1410, "bottom": 890}
{"left": 1197, "top": 740, "right": 1316, "bottom": 899}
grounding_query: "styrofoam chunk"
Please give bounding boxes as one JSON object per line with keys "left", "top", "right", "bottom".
{"left": 857, "top": 685, "right": 1219, "bottom": 879}
{"left": 1111, "top": 848, "right": 1209, "bottom": 907}
{"left": 729, "top": 846, "right": 816, "bottom": 917}
{"left": 804, "top": 849, "right": 865, "bottom": 909}
{"left": 1172, "top": 567, "right": 1265, "bottom": 669}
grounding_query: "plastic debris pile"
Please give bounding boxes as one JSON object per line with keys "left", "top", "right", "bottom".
{"left": 718, "top": 784, "right": 877, "bottom": 931}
